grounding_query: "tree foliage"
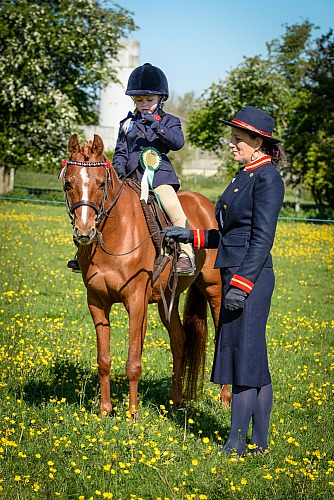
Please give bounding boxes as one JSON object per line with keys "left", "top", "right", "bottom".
{"left": 165, "top": 92, "right": 198, "bottom": 175}
{"left": 0, "top": 0, "right": 136, "bottom": 172}
{"left": 284, "top": 30, "right": 334, "bottom": 206}
{"left": 187, "top": 22, "right": 334, "bottom": 207}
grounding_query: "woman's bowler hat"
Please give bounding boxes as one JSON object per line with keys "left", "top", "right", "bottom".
{"left": 221, "top": 106, "right": 282, "bottom": 144}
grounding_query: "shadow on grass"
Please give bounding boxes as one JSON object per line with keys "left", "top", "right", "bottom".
{"left": 18, "top": 356, "right": 229, "bottom": 443}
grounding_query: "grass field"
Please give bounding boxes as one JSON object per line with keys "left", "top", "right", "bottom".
{"left": 0, "top": 199, "right": 333, "bottom": 499}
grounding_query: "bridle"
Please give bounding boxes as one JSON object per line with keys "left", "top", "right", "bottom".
{"left": 60, "top": 159, "right": 114, "bottom": 226}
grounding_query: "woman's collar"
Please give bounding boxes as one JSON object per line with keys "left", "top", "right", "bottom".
{"left": 244, "top": 155, "right": 271, "bottom": 171}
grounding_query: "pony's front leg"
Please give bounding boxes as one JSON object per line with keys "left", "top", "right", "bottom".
{"left": 125, "top": 296, "right": 149, "bottom": 419}
{"left": 158, "top": 299, "right": 184, "bottom": 407}
{"left": 89, "top": 303, "right": 112, "bottom": 417}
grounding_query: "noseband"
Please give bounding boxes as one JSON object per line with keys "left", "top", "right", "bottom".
{"left": 60, "top": 159, "right": 111, "bottom": 225}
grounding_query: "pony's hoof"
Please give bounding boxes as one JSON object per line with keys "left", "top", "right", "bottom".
{"left": 100, "top": 407, "right": 113, "bottom": 418}
{"left": 129, "top": 411, "right": 140, "bottom": 421}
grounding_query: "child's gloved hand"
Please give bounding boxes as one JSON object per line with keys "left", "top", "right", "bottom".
{"left": 141, "top": 112, "right": 159, "bottom": 130}
{"left": 163, "top": 226, "right": 194, "bottom": 245}
{"left": 113, "top": 163, "right": 126, "bottom": 179}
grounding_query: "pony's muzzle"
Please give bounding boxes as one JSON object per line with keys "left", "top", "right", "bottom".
{"left": 73, "top": 226, "right": 97, "bottom": 246}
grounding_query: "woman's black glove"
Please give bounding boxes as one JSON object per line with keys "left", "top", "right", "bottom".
{"left": 224, "top": 288, "right": 247, "bottom": 311}
{"left": 141, "top": 112, "right": 159, "bottom": 130}
{"left": 163, "top": 226, "right": 194, "bottom": 245}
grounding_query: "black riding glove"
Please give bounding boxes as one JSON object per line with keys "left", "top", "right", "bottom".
{"left": 113, "top": 163, "right": 126, "bottom": 179}
{"left": 163, "top": 226, "right": 194, "bottom": 246}
{"left": 141, "top": 112, "right": 159, "bottom": 130}
{"left": 224, "top": 288, "right": 247, "bottom": 311}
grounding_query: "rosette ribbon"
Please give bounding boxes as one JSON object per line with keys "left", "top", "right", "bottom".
{"left": 139, "top": 147, "right": 162, "bottom": 208}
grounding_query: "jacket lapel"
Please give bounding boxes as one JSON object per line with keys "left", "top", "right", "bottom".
{"left": 216, "top": 169, "right": 256, "bottom": 232}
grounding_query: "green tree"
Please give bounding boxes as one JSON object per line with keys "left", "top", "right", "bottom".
{"left": 187, "top": 22, "right": 334, "bottom": 206}
{"left": 284, "top": 30, "right": 334, "bottom": 207}
{"left": 0, "top": 0, "right": 136, "bottom": 172}
{"left": 187, "top": 55, "right": 291, "bottom": 177}
{"left": 165, "top": 92, "right": 198, "bottom": 175}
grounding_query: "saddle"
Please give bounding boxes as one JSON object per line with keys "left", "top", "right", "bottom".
{"left": 124, "top": 178, "right": 175, "bottom": 284}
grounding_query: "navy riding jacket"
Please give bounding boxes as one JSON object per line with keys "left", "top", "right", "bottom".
{"left": 112, "top": 109, "right": 184, "bottom": 188}
{"left": 203, "top": 156, "right": 284, "bottom": 293}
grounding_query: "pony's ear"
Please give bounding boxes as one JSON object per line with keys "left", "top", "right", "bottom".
{"left": 68, "top": 134, "right": 81, "bottom": 153}
{"left": 92, "top": 134, "right": 104, "bottom": 155}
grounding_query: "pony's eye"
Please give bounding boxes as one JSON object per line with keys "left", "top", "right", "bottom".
{"left": 98, "top": 181, "right": 106, "bottom": 190}
{"left": 64, "top": 180, "right": 72, "bottom": 191}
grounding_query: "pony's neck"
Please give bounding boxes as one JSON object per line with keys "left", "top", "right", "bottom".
{"left": 109, "top": 166, "right": 122, "bottom": 187}
{"left": 106, "top": 166, "right": 124, "bottom": 209}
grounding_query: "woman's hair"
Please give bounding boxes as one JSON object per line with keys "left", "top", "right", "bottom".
{"left": 247, "top": 130, "right": 285, "bottom": 166}
{"left": 261, "top": 140, "right": 285, "bottom": 166}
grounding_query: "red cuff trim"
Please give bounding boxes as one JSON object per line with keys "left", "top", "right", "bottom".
{"left": 230, "top": 274, "right": 254, "bottom": 293}
{"left": 192, "top": 229, "right": 205, "bottom": 249}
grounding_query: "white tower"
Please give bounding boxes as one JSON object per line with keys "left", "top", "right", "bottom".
{"left": 99, "top": 40, "right": 140, "bottom": 128}
{"left": 82, "top": 40, "right": 140, "bottom": 151}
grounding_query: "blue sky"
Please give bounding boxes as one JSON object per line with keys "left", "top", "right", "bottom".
{"left": 115, "top": 0, "right": 333, "bottom": 97}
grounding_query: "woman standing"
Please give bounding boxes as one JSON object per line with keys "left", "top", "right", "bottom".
{"left": 164, "top": 106, "right": 285, "bottom": 456}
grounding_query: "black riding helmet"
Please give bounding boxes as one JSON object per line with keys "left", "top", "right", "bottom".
{"left": 126, "top": 63, "right": 169, "bottom": 100}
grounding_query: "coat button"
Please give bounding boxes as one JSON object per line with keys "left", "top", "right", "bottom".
{"left": 250, "top": 172, "right": 254, "bottom": 177}
{"left": 141, "top": 133, "right": 145, "bottom": 138}
{"left": 223, "top": 204, "right": 227, "bottom": 210}
{"left": 234, "top": 188, "right": 239, "bottom": 192}
{"left": 140, "top": 146, "right": 143, "bottom": 150}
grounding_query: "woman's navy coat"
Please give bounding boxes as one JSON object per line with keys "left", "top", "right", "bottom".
{"left": 113, "top": 110, "right": 183, "bottom": 188}
{"left": 204, "top": 157, "right": 284, "bottom": 387}
{"left": 206, "top": 157, "right": 284, "bottom": 291}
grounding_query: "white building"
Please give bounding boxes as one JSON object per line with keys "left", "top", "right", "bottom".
{"left": 82, "top": 40, "right": 140, "bottom": 151}
{"left": 83, "top": 40, "right": 219, "bottom": 176}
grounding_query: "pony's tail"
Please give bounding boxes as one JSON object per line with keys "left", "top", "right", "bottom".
{"left": 182, "top": 283, "right": 208, "bottom": 401}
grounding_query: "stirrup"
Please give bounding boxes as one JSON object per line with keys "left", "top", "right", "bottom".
{"left": 176, "top": 253, "right": 196, "bottom": 276}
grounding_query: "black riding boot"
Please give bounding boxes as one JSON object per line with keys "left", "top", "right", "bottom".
{"left": 67, "top": 257, "right": 81, "bottom": 273}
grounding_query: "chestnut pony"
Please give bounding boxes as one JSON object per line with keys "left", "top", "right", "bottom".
{"left": 61, "top": 134, "right": 231, "bottom": 417}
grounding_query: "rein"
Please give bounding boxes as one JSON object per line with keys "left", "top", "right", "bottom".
{"left": 99, "top": 229, "right": 164, "bottom": 257}
{"left": 99, "top": 230, "right": 179, "bottom": 322}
